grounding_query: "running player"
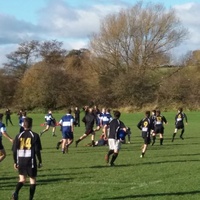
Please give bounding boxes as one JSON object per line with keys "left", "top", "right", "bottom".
{"left": 0, "top": 113, "right": 13, "bottom": 164}
{"left": 172, "top": 107, "right": 188, "bottom": 142}
{"left": 58, "top": 108, "right": 74, "bottom": 153}
{"left": 75, "top": 107, "right": 96, "bottom": 147}
{"left": 151, "top": 110, "right": 167, "bottom": 146}
{"left": 137, "top": 111, "right": 153, "bottom": 158}
{"left": 40, "top": 110, "right": 56, "bottom": 137}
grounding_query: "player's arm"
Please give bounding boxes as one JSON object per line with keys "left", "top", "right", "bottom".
{"left": 163, "top": 116, "right": 168, "bottom": 124}
{"left": 2, "top": 130, "right": 13, "bottom": 143}
{"left": 137, "top": 120, "right": 142, "bottom": 130}
{"left": 184, "top": 113, "right": 188, "bottom": 124}
{"left": 12, "top": 136, "right": 18, "bottom": 169}
{"left": 36, "top": 135, "right": 42, "bottom": 168}
{"left": 71, "top": 118, "right": 74, "bottom": 133}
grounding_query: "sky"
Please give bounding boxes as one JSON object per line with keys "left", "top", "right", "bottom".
{"left": 0, "top": 0, "right": 200, "bottom": 66}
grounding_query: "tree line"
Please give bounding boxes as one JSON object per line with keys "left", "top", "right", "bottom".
{"left": 1, "top": 2, "right": 199, "bottom": 111}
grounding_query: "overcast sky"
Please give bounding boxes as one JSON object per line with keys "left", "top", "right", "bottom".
{"left": 0, "top": 0, "right": 200, "bottom": 66}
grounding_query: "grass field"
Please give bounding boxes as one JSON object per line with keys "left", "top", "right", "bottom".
{"left": 0, "top": 111, "right": 200, "bottom": 200}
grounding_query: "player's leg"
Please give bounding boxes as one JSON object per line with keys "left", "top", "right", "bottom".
{"left": 140, "top": 136, "right": 149, "bottom": 158}
{"left": 159, "top": 133, "right": 164, "bottom": 145}
{"left": 91, "top": 131, "right": 95, "bottom": 146}
{"left": 62, "top": 138, "right": 67, "bottom": 153}
{"left": 40, "top": 125, "right": 50, "bottom": 136}
{"left": 29, "top": 177, "right": 36, "bottom": 200}
{"left": 75, "top": 133, "right": 88, "bottom": 147}
{"left": 65, "top": 133, "right": 74, "bottom": 153}
{"left": 110, "top": 140, "right": 120, "bottom": 166}
{"left": 0, "top": 149, "right": 6, "bottom": 162}
{"left": 172, "top": 128, "right": 178, "bottom": 142}
{"left": 56, "top": 139, "right": 63, "bottom": 149}
{"left": 12, "top": 175, "right": 26, "bottom": 200}
{"left": 180, "top": 128, "right": 185, "bottom": 139}
{"left": 151, "top": 131, "right": 156, "bottom": 146}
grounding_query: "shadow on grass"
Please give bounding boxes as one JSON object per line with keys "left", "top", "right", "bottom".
{"left": 38, "top": 177, "right": 73, "bottom": 185}
{"left": 103, "top": 190, "right": 200, "bottom": 199}
{"left": 89, "top": 159, "right": 200, "bottom": 169}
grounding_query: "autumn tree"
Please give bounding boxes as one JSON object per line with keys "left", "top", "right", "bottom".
{"left": 90, "top": 2, "right": 188, "bottom": 72}
{"left": 3, "top": 40, "right": 39, "bottom": 79}
{"left": 89, "top": 2, "right": 188, "bottom": 107}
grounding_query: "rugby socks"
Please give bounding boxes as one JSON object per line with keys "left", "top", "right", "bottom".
{"left": 152, "top": 136, "right": 156, "bottom": 145}
{"left": 180, "top": 130, "right": 184, "bottom": 139}
{"left": 140, "top": 152, "right": 145, "bottom": 158}
{"left": 92, "top": 140, "right": 95, "bottom": 147}
{"left": 15, "top": 182, "right": 24, "bottom": 194}
{"left": 172, "top": 133, "right": 176, "bottom": 142}
{"left": 108, "top": 150, "right": 114, "bottom": 156}
{"left": 110, "top": 153, "right": 118, "bottom": 165}
{"left": 75, "top": 139, "right": 81, "bottom": 147}
{"left": 160, "top": 138, "right": 163, "bottom": 145}
{"left": 29, "top": 184, "right": 36, "bottom": 200}
{"left": 56, "top": 141, "right": 62, "bottom": 149}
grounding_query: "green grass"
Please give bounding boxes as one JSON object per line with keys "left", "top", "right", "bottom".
{"left": 1, "top": 111, "right": 200, "bottom": 200}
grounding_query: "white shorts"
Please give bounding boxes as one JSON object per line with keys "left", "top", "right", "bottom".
{"left": 108, "top": 139, "right": 121, "bottom": 151}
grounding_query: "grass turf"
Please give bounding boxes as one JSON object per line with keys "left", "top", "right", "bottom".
{"left": 0, "top": 111, "right": 200, "bottom": 200}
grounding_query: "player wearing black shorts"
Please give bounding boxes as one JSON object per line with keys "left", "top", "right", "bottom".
{"left": 0, "top": 113, "right": 13, "bottom": 164}
{"left": 137, "top": 111, "right": 153, "bottom": 158}
{"left": 172, "top": 107, "right": 188, "bottom": 142}
{"left": 75, "top": 107, "right": 96, "bottom": 147}
{"left": 12, "top": 117, "right": 42, "bottom": 200}
{"left": 151, "top": 110, "right": 167, "bottom": 146}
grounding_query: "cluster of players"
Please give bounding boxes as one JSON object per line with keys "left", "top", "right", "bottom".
{"left": 0, "top": 106, "right": 187, "bottom": 200}
{"left": 137, "top": 108, "right": 187, "bottom": 158}
{"left": 39, "top": 106, "right": 187, "bottom": 160}
{"left": 39, "top": 106, "right": 131, "bottom": 154}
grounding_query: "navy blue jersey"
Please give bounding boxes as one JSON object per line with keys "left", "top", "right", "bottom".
{"left": 59, "top": 114, "right": 74, "bottom": 133}
{"left": 100, "top": 112, "right": 113, "bottom": 126}
{"left": 0, "top": 122, "right": 6, "bottom": 137}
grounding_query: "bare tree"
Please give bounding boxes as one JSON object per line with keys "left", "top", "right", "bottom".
{"left": 3, "top": 40, "right": 40, "bottom": 79}
{"left": 90, "top": 2, "right": 188, "bottom": 73}
{"left": 39, "top": 40, "right": 67, "bottom": 65}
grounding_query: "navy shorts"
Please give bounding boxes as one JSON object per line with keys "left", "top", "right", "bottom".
{"left": 62, "top": 132, "right": 74, "bottom": 140}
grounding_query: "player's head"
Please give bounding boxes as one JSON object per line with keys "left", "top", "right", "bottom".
{"left": 22, "top": 111, "right": 26, "bottom": 116}
{"left": 48, "top": 110, "right": 52, "bottom": 114}
{"left": 88, "top": 107, "right": 93, "bottom": 113}
{"left": 23, "top": 117, "right": 33, "bottom": 129}
{"left": 102, "top": 107, "right": 106, "bottom": 113}
{"left": 0, "top": 113, "right": 3, "bottom": 120}
{"left": 113, "top": 110, "right": 121, "bottom": 119}
{"left": 67, "top": 108, "right": 72, "bottom": 114}
{"left": 106, "top": 108, "right": 111, "bottom": 113}
{"left": 145, "top": 111, "right": 150, "bottom": 117}
{"left": 156, "top": 110, "right": 160, "bottom": 116}
{"left": 152, "top": 110, "right": 156, "bottom": 115}
{"left": 178, "top": 107, "right": 183, "bottom": 113}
